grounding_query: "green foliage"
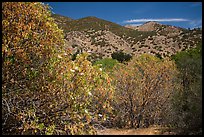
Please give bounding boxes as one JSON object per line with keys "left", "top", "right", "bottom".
{"left": 2, "top": 2, "right": 202, "bottom": 135}
{"left": 171, "top": 42, "right": 202, "bottom": 63}
{"left": 94, "top": 58, "right": 119, "bottom": 72}
{"left": 169, "top": 42, "right": 202, "bottom": 134}
{"left": 155, "top": 53, "right": 163, "bottom": 59}
{"left": 111, "top": 51, "right": 132, "bottom": 63}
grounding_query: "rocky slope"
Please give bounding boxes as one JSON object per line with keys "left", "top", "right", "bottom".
{"left": 52, "top": 14, "right": 202, "bottom": 59}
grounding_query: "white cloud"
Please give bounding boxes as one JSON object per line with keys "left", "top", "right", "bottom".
{"left": 124, "top": 18, "right": 190, "bottom": 23}
{"left": 126, "top": 24, "right": 143, "bottom": 26}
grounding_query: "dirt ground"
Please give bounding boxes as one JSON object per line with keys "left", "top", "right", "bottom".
{"left": 96, "top": 125, "right": 176, "bottom": 135}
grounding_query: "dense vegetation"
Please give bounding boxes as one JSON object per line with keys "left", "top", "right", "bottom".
{"left": 111, "top": 51, "right": 132, "bottom": 63}
{"left": 169, "top": 42, "right": 202, "bottom": 134}
{"left": 111, "top": 54, "right": 179, "bottom": 128}
{"left": 2, "top": 2, "right": 202, "bottom": 135}
{"left": 2, "top": 2, "right": 113, "bottom": 135}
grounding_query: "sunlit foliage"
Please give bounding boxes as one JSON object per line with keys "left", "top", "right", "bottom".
{"left": 2, "top": 2, "right": 201, "bottom": 135}
{"left": 111, "top": 54, "right": 178, "bottom": 128}
{"left": 94, "top": 58, "right": 119, "bottom": 72}
{"left": 2, "top": 2, "right": 114, "bottom": 135}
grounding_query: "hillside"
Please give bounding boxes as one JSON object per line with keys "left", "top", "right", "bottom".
{"left": 51, "top": 14, "right": 73, "bottom": 29}
{"left": 52, "top": 14, "right": 202, "bottom": 59}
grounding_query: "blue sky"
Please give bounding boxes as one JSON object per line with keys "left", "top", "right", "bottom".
{"left": 44, "top": 2, "right": 202, "bottom": 29}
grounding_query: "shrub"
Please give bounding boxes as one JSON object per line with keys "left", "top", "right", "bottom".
{"left": 111, "top": 54, "right": 178, "bottom": 128}
{"left": 2, "top": 2, "right": 65, "bottom": 134}
{"left": 169, "top": 42, "right": 202, "bottom": 134}
{"left": 94, "top": 58, "right": 119, "bottom": 72}
{"left": 155, "top": 53, "right": 163, "bottom": 59}
{"left": 2, "top": 2, "right": 114, "bottom": 135}
{"left": 111, "top": 51, "right": 132, "bottom": 63}
{"left": 48, "top": 53, "right": 114, "bottom": 134}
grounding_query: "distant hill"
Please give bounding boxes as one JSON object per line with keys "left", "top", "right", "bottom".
{"left": 60, "top": 16, "right": 155, "bottom": 39}
{"left": 51, "top": 14, "right": 73, "bottom": 29}
{"left": 125, "top": 21, "right": 162, "bottom": 31}
{"left": 125, "top": 21, "right": 186, "bottom": 37}
{"left": 52, "top": 14, "right": 202, "bottom": 59}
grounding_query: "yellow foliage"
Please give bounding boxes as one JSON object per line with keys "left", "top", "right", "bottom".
{"left": 111, "top": 54, "right": 179, "bottom": 128}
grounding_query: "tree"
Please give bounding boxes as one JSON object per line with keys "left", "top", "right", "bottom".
{"left": 111, "top": 54, "right": 178, "bottom": 128}
{"left": 169, "top": 42, "right": 202, "bottom": 134}
{"left": 111, "top": 50, "right": 132, "bottom": 63}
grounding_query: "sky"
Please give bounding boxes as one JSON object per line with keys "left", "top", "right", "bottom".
{"left": 44, "top": 2, "right": 202, "bottom": 29}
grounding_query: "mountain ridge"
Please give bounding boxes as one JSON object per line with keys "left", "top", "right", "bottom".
{"left": 52, "top": 14, "right": 202, "bottom": 60}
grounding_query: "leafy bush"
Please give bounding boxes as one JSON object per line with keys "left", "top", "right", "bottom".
{"left": 2, "top": 2, "right": 65, "bottom": 134}
{"left": 2, "top": 2, "right": 114, "bottom": 135}
{"left": 111, "top": 54, "right": 178, "bottom": 128}
{"left": 111, "top": 51, "right": 132, "bottom": 63}
{"left": 94, "top": 58, "right": 119, "bottom": 72}
{"left": 155, "top": 53, "right": 163, "bottom": 59}
{"left": 169, "top": 42, "right": 202, "bottom": 134}
{"left": 48, "top": 53, "right": 114, "bottom": 134}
